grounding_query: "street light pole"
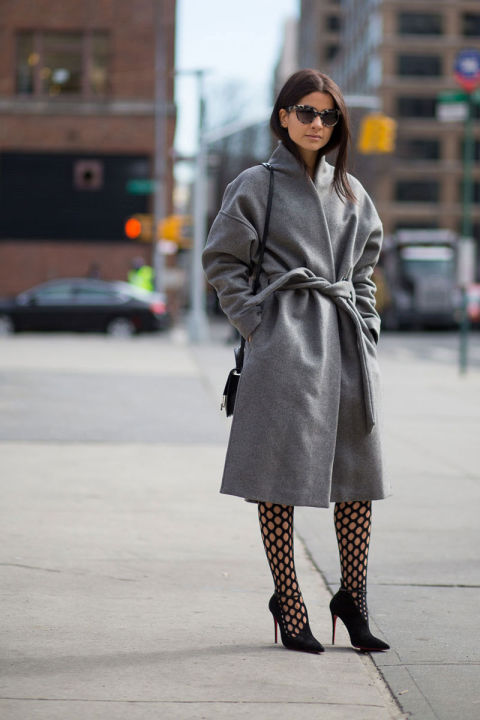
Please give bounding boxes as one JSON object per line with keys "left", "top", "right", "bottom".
{"left": 451, "top": 49, "right": 480, "bottom": 373}
{"left": 187, "top": 69, "right": 210, "bottom": 342}
{"left": 152, "top": 0, "right": 167, "bottom": 294}
{"left": 459, "top": 92, "right": 475, "bottom": 374}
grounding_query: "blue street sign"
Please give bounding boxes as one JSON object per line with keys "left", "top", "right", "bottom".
{"left": 454, "top": 49, "right": 480, "bottom": 92}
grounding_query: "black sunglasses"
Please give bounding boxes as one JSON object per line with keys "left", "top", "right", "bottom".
{"left": 285, "top": 105, "right": 341, "bottom": 127}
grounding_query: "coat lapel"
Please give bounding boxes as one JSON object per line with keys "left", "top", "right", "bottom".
{"left": 267, "top": 143, "right": 336, "bottom": 277}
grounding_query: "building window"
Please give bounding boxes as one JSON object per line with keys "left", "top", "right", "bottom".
{"left": 16, "top": 30, "right": 109, "bottom": 97}
{"left": 16, "top": 33, "right": 35, "bottom": 93}
{"left": 397, "top": 97, "right": 437, "bottom": 118}
{"left": 459, "top": 181, "right": 480, "bottom": 204}
{"left": 459, "top": 139, "right": 480, "bottom": 162}
{"left": 397, "top": 54, "right": 442, "bottom": 77}
{"left": 326, "top": 44, "right": 339, "bottom": 60}
{"left": 462, "top": 13, "right": 480, "bottom": 36}
{"left": 394, "top": 220, "right": 439, "bottom": 230}
{"left": 398, "top": 138, "right": 441, "bottom": 161}
{"left": 397, "top": 12, "right": 443, "bottom": 35}
{"left": 326, "top": 15, "right": 341, "bottom": 32}
{"left": 395, "top": 180, "right": 440, "bottom": 202}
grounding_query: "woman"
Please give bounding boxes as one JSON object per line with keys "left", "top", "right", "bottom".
{"left": 202, "top": 69, "right": 390, "bottom": 654}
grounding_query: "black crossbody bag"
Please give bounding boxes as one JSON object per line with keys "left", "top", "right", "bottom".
{"left": 221, "top": 162, "right": 275, "bottom": 416}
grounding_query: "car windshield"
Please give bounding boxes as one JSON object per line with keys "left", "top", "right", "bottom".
{"left": 113, "top": 281, "right": 164, "bottom": 302}
{"left": 18, "top": 279, "right": 165, "bottom": 305}
{"left": 21, "top": 282, "right": 74, "bottom": 304}
{"left": 400, "top": 246, "right": 455, "bottom": 281}
{"left": 73, "top": 285, "right": 122, "bottom": 304}
{"left": 401, "top": 259, "right": 454, "bottom": 280}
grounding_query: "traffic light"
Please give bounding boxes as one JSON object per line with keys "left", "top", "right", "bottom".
{"left": 124, "top": 213, "right": 192, "bottom": 246}
{"left": 159, "top": 214, "right": 192, "bottom": 248}
{"left": 358, "top": 115, "right": 378, "bottom": 153}
{"left": 357, "top": 114, "right": 397, "bottom": 154}
{"left": 124, "top": 214, "right": 153, "bottom": 242}
{"left": 377, "top": 115, "right": 397, "bottom": 153}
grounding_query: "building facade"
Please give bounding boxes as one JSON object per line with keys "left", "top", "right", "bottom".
{"left": 298, "top": 0, "right": 343, "bottom": 71}
{"left": 0, "top": 0, "right": 176, "bottom": 294}
{"left": 299, "top": 0, "right": 480, "bottom": 273}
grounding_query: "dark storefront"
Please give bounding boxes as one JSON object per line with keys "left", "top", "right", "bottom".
{"left": 0, "top": 152, "right": 150, "bottom": 241}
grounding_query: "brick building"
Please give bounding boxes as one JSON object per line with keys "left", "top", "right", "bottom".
{"left": 298, "top": 0, "right": 480, "bottom": 273}
{"left": 0, "top": 0, "right": 176, "bottom": 294}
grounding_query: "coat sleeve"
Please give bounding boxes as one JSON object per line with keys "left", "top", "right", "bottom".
{"left": 202, "top": 177, "right": 262, "bottom": 340}
{"left": 352, "top": 200, "right": 383, "bottom": 343}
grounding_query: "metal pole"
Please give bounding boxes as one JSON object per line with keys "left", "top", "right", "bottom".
{"left": 459, "top": 93, "right": 474, "bottom": 374}
{"left": 152, "top": 0, "right": 167, "bottom": 293}
{"left": 188, "top": 70, "right": 209, "bottom": 342}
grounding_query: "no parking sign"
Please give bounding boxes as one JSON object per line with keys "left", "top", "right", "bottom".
{"left": 454, "top": 49, "right": 480, "bottom": 92}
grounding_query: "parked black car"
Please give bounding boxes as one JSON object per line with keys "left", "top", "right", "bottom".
{"left": 0, "top": 278, "right": 170, "bottom": 336}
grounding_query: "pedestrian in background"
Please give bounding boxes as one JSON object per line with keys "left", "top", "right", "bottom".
{"left": 128, "top": 256, "right": 154, "bottom": 292}
{"left": 202, "top": 69, "right": 390, "bottom": 654}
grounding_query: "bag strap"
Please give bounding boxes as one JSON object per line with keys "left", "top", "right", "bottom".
{"left": 236, "top": 162, "right": 275, "bottom": 370}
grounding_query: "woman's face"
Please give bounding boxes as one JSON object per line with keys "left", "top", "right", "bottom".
{"left": 278, "top": 91, "right": 336, "bottom": 166}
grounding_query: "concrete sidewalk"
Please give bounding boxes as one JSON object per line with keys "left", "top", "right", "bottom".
{"left": 0, "top": 331, "right": 402, "bottom": 720}
{"left": 295, "top": 335, "right": 480, "bottom": 720}
{"left": 194, "top": 323, "right": 480, "bottom": 720}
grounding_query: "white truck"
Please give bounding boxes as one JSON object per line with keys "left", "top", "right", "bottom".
{"left": 381, "top": 229, "right": 458, "bottom": 329}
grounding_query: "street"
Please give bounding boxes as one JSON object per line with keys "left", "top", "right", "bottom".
{"left": 0, "top": 327, "right": 479, "bottom": 719}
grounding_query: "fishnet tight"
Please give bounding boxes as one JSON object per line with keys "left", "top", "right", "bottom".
{"left": 258, "top": 502, "right": 307, "bottom": 637}
{"left": 334, "top": 500, "right": 372, "bottom": 620}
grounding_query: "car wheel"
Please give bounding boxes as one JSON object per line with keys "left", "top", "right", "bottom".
{"left": 0, "top": 314, "right": 14, "bottom": 335}
{"left": 105, "top": 317, "right": 136, "bottom": 337}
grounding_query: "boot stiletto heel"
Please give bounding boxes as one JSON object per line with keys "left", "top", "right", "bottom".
{"left": 269, "top": 593, "right": 324, "bottom": 654}
{"left": 331, "top": 613, "right": 337, "bottom": 645}
{"left": 330, "top": 589, "right": 389, "bottom": 652}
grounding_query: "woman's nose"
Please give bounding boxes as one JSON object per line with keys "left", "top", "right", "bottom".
{"left": 311, "top": 114, "right": 323, "bottom": 128}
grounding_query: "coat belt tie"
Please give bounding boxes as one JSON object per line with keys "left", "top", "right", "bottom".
{"left": 244, "top": 267, "right": 376, "bottom": 432}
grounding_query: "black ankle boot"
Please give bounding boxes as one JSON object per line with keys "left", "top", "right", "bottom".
{"left": 330, "top": 589, "right": 389, "bottom": 652}
{"left": 269, "top": 593, "right": 324, "bottom": 654}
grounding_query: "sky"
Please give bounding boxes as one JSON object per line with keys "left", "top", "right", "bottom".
{"left": 174, "top": 0, "right": 299, "bottom": 158}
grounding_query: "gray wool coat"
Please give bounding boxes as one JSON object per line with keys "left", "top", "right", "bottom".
{"left": 202, "top": 142, "right": 390, "bottom": 508}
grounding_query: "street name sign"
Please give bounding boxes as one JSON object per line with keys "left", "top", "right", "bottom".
{"left": 126, "top": 179, "right": 156, "bottom": 195}
{"left": 437, "top": 90, "right": 468, "bottom": 122}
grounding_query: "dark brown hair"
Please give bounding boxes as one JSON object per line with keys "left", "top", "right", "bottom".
{"left": 270, "top": 69, "right": 355, "bottom": 202}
